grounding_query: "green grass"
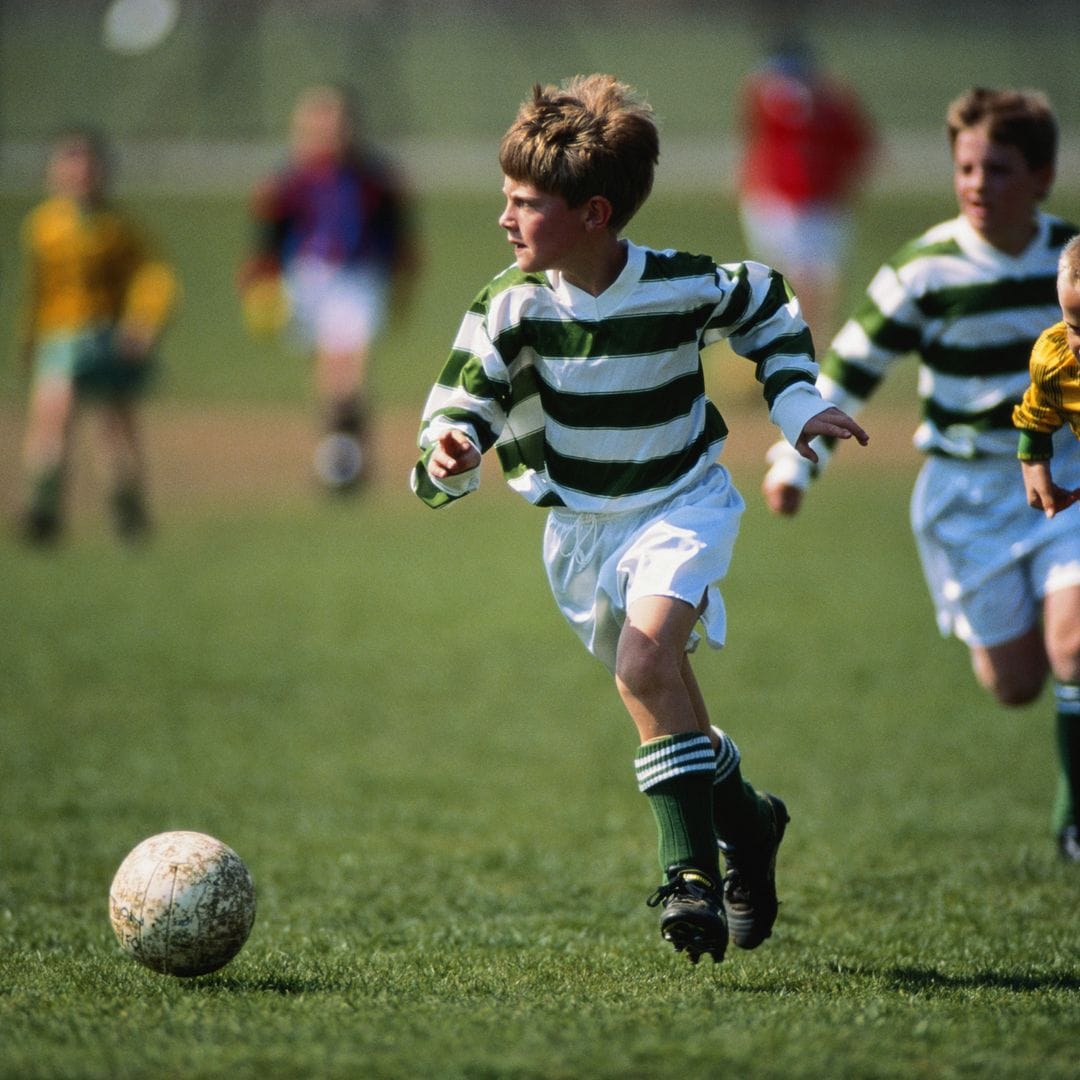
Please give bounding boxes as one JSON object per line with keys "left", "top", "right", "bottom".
{"left": 2, "top": 465, "right": 1077, "bottom": 1078}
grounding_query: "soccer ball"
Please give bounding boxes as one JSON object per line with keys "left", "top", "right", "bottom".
{"left": 109, "top": 831, "right": 256, "bottom": 977}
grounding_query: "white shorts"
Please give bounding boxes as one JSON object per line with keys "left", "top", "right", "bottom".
{"left": 285, "top": 257, "right": 390, "bottom": 355}
{"left": 739, "top": 195, "right": 852, "bottom": 281}
{"left": 543, "top": 465, "right": 745, "bottom": 673}
{"left": 911, "top": 447, "right": 1080, "bottom": 647}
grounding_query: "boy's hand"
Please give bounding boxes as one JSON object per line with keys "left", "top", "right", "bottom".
{"left": 428, "top": 429, "right": 481, "bottom": 479}
{"left": 115, "top": 321, "right": 156, "bottom": 361}
{"left": 1020, "top": 460, "right": 1080, "bottom": 518}
{"left": 794, "top": 407, "right": 869, "bottom": 463}
{"left": 762, "top": 480, "right": 804, "bottom": 516}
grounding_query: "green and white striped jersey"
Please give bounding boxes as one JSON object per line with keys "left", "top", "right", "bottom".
{"left": 413, "top": 240, "right": 828, "bottom": 513}
{"left": 821, "top": 212, "right": 1077, "bottom": 461}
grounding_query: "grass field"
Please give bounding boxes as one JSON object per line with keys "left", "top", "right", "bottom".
{"left": 2, "top": 189, "right": 1079, "bottom": 1077}
{"left": 2, "top": 463, "right": 1078, "bottom": 1078}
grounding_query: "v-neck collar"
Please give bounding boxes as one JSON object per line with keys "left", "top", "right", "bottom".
{"left": 546, "top": 241, "right": 646, "bottom": 320}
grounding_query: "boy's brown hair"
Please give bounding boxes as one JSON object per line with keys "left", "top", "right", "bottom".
{"left": 946, "top": 87, "right": 1057, "bottom": 172}
{"left": 499, "top": 74, "right": 659, "bottom": 232}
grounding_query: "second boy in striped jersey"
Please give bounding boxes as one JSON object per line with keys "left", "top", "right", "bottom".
{"left": 763, "top": 88, "right": 1080, "bottom": 862}
{"left": 413, "top": 75, "right": 868, "bottom": 962}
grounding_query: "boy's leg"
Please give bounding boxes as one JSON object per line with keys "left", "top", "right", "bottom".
{"left": 313, "top": 345, "right": 367, "bottom": 490}
{"left": 619, "top": 596, "right": 727, "bottom": 962}
{"left": 101, "top": 402, "right": 150, "bottom": 540}
{"left": 711, "top": 726, "right": 789, "bottom": 950}
{"left": 1044, "top": 584, "right": 1080, "bottom": 861}
{"left": 21, "top": 379, "right": 75, "bottom": 543}
{"left": 1052, "top": 682, "right": 1080, "bottom": 860}
{"left": 681, "top": 657, "right": 789, "bottom": 949}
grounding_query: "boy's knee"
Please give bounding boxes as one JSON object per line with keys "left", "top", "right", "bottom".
{"left": 976, "top": 666, "right": 1043, "bottom": 708}
{"left": 614, "top": 628, "right": 675, "bottom": 702}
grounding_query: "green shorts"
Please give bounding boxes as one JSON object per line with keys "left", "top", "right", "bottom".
{"left": 35, "top": 327, "right": 155, "bottom": 401}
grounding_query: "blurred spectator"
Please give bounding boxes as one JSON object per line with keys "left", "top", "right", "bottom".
{"left": 736, "top": 38, "right": 876, "bottom": 347}
{"left": 240, "top": 84, "right": 420, "bottom": 491}
{"left": 16, "top": 128, "right": 179, "bottom": 544}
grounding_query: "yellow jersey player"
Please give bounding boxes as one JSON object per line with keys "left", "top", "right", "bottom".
{"left": 1014, "top": 234, "right": 1080, "bottom": 519}
{"left": 18, "top": 128, "right": 178, "bottom": 543}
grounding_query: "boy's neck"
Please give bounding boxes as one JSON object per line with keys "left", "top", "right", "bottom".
{"left": 558, "top": 236, "right": 629, "bottom": 297}
{"left": 976, "top": 216, "right": 1040, "bottom": 258}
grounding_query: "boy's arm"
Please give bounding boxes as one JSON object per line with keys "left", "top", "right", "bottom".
{"left": 412, "top": 419, "right": 484, "bottom": 508}
{"left": 763, "top": 260, "right": 919, "bottom": 515}
{"left": 412, "top": 308, "right": 510, "bottom": 509}
{"left": 1013, "top": 331, "right": 1077, "bottom": 518}
{"left": 1019, "top": 458, "right": 1080, "bottom": 519}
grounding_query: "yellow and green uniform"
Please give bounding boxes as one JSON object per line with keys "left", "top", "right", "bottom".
{"left": 21, "top": 194, "right": 178, "bottom": 394}
{"left": 1013, "top": 321, "right": 1080, "bottom": 460}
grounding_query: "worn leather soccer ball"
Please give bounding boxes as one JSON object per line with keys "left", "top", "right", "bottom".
{"left": 109, "top": 831, "right": 256, "bottom": 976}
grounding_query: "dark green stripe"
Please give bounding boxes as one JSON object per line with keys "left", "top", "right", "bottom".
{"left": 739, "top": 325, "right": 815, "bottom": 367}
{"left": 761, "top": 368, "right": 816, "bottom": 409}
{"left": 497, "top": 308, "right": 709, "bottom": 361}
{"left": 923, "top": 340, "right": 1031, "bottom": 377}
{"left": 640, "top": 249, "right": 717, "bottom": 283}
{"left": 494, "top": 427, "right": 546, "bottom": 478}
{"left": 543, "top": 407, "right": 727, "bottom": 499}
{"left": 917, "top": 275, "right": 1057, "bottom": 319}
{"left": 923, "top": 397, "right": 1018, "bottom": 432}
{"left": 439, "top": 349, "right": 511, "bottom": 406}
{"left": 535, "top": 368, "right": 704, "bottom": 428}
{"left": 821, "top": 353, "right": 880, "bottom": 399}
{"left": 855, "top": 304, "right": 922, "bottom": 355}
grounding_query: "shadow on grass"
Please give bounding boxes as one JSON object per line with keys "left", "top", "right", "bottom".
{"left": 181, "top": 971, "right": 358, "bottom": 994}
{"left": 886, "top": 966, "right": 1080, "bottom": 993}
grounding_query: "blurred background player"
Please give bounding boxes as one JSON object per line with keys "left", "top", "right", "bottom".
{"left": 735, "top": 36, "right": 876, "bottom": 347}
{"left": 1013, "top": 234, "right": 1080, "bottom": 521}
{"left": 762, "top": 88, "right": 1080, "bottom": 862}
{"left": 240, "top": 84, "right": 420, "bottom": 491}
{"left": 16, "top": 128, "right": 178, "bottom": 544}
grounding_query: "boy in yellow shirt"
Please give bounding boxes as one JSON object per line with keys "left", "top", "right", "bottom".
{"left": 1014, "top": 234, "right": 1080, "bottom": 519}
{"left": 17, "top": 128, "right": 178, "bottom": 543}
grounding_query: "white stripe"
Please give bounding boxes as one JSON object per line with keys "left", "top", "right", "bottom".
{"left": 635, "top": 736, "right": 715, "bottom": 791}
{"left": 712, "top": 733, "right": 741, "bottom": 783}
{"left": 1055, "top": 683, "right": 1080, "bottom": 715}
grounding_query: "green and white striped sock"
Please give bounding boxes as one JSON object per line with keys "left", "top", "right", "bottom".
{"left": 710, "top": 726, "right": 772, "bottom": 850}
{"left": 634, "top": 732, "right": 719, "bottom": 879}
{"left": 1053, "top": 682, "right": 1080, "bottom": 833}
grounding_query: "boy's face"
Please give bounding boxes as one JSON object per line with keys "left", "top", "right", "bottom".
{"left": 47, "top": 138, "right": 101, "bottom": 202}
{"left": 1060, "top": 276, "right": 1080, "bottom": 363}
{"left": 499, "top": 178, "right": 590, "bottom": 275}
{"left": 952, "top": 123, "right": 1053, "bottom": 254}
{"left": 291, "top": 95, "right": 350, "bottom": 165}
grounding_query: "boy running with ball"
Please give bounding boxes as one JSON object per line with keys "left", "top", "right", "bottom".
{"left": 412, "top": 75, "right": 867, "bottom": 961}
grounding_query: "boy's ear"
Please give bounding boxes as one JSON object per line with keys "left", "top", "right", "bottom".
{"left": 1033, "top": 164, "right": 1055, "bottom": 202}
{"left": 583, "top": 195, "right": 614, "bottom": 231}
